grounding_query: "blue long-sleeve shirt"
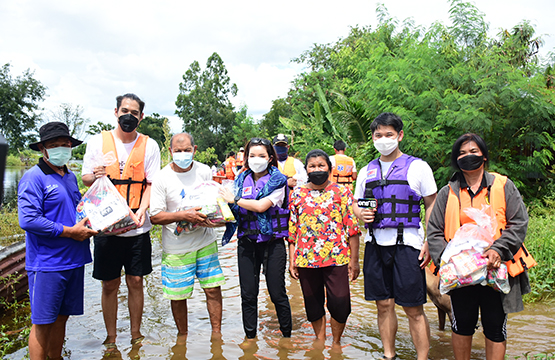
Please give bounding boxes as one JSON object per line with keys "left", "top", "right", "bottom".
{"left": 18, "top": 158, "right": 92, "bottom": 271}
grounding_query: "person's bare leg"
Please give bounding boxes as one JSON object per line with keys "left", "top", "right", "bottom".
{"left": 485, "top": 338, "right": 506, "bottom": 360}
{"left": 452, "top": 333, "right": 473, "bottom": 360}
{"left": 47, "top": 315, "right": 69, "bottom": 359}
{"left": 376, "top": 299, "right": 397, "bottom": 358}
{"left": 311, "top": 314, "right": 327, "bottom": 342}
{"left": 203, "top": 287, "right": 222, "bottom": 334}
{"left": 126, "top": 274, "right": 144, "bottom": 341}
{"left": 403, "top": 305, "right": 430, "bottom": 360}
{"left": 330, "top": 317, "right": 346, "bottom": 350}
{"left": 28, "top": 315, "right": 69, "bottom": 360}
{"left": 171, "top": 299, "right": 188, "bottom": 337}
{"left": 101, "top": 277, "right": 121, "bottom": 344}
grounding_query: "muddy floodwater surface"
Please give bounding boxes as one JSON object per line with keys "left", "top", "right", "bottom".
{"left": 6, "top": 229, "right": 555, "bottom": 359}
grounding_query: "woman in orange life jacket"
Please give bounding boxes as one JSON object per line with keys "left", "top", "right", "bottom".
{"left": 427, "top": 133, "right": 531, "bottom": 360}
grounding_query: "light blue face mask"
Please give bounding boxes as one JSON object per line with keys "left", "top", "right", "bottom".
{"left": 173, "top": 151, "right": 193, "bottom": 169}
{"left": 46, "top": 146, "right": 72, "bottom": 167}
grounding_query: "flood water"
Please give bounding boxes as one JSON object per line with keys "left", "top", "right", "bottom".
{"left": 5, "top": 227, "right": 555, "bottom": 360}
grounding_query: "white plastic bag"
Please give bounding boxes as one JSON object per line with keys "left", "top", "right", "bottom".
{"left": 174, "top": 180, "right": 235, "bottom": 235}
{"left": 76, "top": 150, "right": 139, "bottom": 236}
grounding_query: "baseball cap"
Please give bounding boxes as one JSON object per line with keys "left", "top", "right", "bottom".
{"left": 272, "top": 133, "right": 288, "bottom": 145}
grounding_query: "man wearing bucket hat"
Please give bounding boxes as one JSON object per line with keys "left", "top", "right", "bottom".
{"left": 272, "top": 134, "right": 307, "bottom": 189}
{"left": 18, "top": 121, "right": 98, "bottom": 359}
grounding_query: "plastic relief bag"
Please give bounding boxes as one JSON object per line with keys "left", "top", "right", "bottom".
{"left": 439, "top": 205, "right": 503, "bottom": 294}
{"left": 174, "top": 180, "right": 235, "bottom": 236}
{"left": 76, "top": 150, "right": 139, "bottom": 236}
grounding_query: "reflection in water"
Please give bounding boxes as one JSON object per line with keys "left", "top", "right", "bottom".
{"left": 6, "top": 229, "right": 555, "bottom": 359}
{"left": 2, "top": 167, "right": 27, "bottom": 207}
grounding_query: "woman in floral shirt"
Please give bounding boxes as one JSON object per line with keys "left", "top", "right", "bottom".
{"left": 288, "top": 149, "right": 360, "bottom": 349}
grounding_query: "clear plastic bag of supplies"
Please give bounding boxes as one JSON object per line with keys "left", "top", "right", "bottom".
{"left": 76, "top": 150, "right": 139, "bottom": 236}
{"left": 174, "top": 180, "right": 235, "bottom": 236}
{"left": 439, "top": 205, "right": 502, "bottom": 294}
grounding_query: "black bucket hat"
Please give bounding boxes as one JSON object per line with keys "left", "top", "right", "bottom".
{"left": 29, "top": 122, "right": 83, "bottom": 151}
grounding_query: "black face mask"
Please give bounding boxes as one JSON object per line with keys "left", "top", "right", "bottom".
{"left": 118, "top": 114, "right": 139, "bottom": 133}
{"left": 457, "top": 154, "right": 484, "bottom": 171}
{"left": 308, "top": 171, "right": 329, "bottom": 185}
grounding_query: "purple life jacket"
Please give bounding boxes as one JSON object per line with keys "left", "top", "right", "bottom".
{"left": 237, "top": 173, "right": 290, "bottom": 242}
{"left": 364, "top": 154, "right": 422, "bottom": 229}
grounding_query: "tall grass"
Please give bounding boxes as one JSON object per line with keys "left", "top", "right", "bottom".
{"left": 0, "top": 210, "right": 24, "bottom": 247}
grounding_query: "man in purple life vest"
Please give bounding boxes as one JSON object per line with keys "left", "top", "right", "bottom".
{"left": 353, "top": 112, "right": 437, "bottom": 360}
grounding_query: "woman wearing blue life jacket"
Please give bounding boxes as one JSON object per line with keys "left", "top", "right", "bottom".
{"left": 219, "top": 137, "right": 292, "bottom": 345}
{"left": 427, "top": 133, "right": 531, "bottom": 360}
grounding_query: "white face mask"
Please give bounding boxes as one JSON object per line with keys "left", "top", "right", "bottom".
{"left": 248, "top": 157, "right": 268, "bottom": 173}
{"left": 373, "top": 137, "right": 398, "bottom": 156}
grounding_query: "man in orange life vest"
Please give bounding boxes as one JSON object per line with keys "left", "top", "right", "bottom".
{"left": 330, "top": 140, "right": 357, "bottom": 191}
{"left": 81, "top": 93, "right": 161, "bottom": 346}
{"left": 224, "top": 151, "right": 237, "bottom": 180}
{"left": 236, "top": 147, "right": 245, "bottom": 171}
{"left": 272, "top": 134, "right": 307, "bottom": 189}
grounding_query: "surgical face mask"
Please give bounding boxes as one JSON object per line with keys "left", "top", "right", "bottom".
{"left": 118, "top": 113, "right": 139, "bottom": 133}
{"left": 373, "top": 136, "right": 398, "bottom": 156}
{"left": 308, "top": 171, "right": 329, "bottom": 185}
{"left": 248, "top": 157, "right": 268, "bottom": 173}
{"left": 457, "top": 154, "right": 484, "bottom": 171}
{"left": 173, "top": 152, "right": 193, "bottom": 169}
{"left": 46, "top": 146, "right": 72, "bottom": 167}
{"left": 274, "top": 145, "right": 288, "bottom": 161}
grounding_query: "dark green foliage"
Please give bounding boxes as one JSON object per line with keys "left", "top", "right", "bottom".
{"left": 259, "top": 98, "right": 291, "bottom": 139}
{"left": 86, "top": 121, "right": 114, "bottom": 136}
{"left": 138, "top": 113, "right": 168, "bottom": 150}
{"left": 175, "top": 52, "right": 238, "bottom": 157}
{"left": 0, "top": 64, "right": 46, "bottom": 153}
{"left": 284, "top": 1, "right": 555, "bottom": 200}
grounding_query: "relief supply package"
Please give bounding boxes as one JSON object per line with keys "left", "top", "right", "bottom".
{"left": 438, "top": 205, "right": 508, "bottom": 294}
{"left": 174, "top": 180, "right": 235, "bottom": 235}
{"left": 76, "top": 150, "right": 139, "bottom": 236}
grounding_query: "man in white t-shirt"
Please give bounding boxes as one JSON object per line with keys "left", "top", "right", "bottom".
{"left": 81, "top": 93, "right": 161, "bottom": 346}
{"left": 150, "top": 133, "right": 225, "bottom": 341}
{"left": 353, "top": 112, "right": 437, "bottom": 360}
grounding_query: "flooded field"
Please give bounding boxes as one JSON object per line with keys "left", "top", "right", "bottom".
{"left": 5, "top": 229, "right": 555, "bottom": 359}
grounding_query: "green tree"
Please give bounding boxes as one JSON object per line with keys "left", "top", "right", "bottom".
{"left": 48, "top": 103, "right": 89, "bottom": 140}
{"left": 229, "top": 105, "right": 261, "bottom": 154}
{"left": 86, "top": 121, "right": 114, "bottom": 136}
{"left": 259, "top": 98, "right": 291, "bottom": 138}
{"left": 175, "top": 52, "right": 238, "bottom": 156}
{"left": 0, "top": 64, "right": 46, "bottom": 152}
{"left": 138, "top": 113, "right": 167, "bottom": 150}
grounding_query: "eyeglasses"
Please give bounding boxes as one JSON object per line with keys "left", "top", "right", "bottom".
{"left": 250, "top": 138, "right": 271, "bottom": 146}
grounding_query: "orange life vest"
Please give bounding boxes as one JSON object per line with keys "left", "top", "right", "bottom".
{"left": 278, "top": 157, "right": 296, "bottom": 178}
{"left": 331, "top": 154, "right": 355, "bottom": 189}
{"left": 225, "top": 157, "right": 236, "bottom": 180}
{"left": 236, "top": 151, "right": 244, "bottom": 167}
{"left": 432, "top": 172, "right": 536, "bottom": 277}
{"left": 102, "top": 131, "right": 148, "bottom": 210}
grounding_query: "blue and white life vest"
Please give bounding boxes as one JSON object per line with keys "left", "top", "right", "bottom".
{"left": 237, "top": 173, "right": 290, "bottom": 242}
{"left": 364, "top": 154, "right": 422, "bottom": 229}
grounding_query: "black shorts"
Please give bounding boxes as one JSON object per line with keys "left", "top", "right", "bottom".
{"left": 298, "top": 265, "right": 351, "bottom": 323}
{"left": 92, "top": 232, "right": 152, "bottom": 281}
{"left": 450, "top": 284, "right": 507, "bottom": 342}
{"left": 363, "top": 242, "right": 426, "bottom": 307}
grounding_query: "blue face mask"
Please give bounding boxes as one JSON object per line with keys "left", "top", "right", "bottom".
{"left": 274, "top": 145, "right": 288, "bottom": 161}
{"left": 173, "top": 152, "right": 193, "bottom": 169}
{"left": 46, "top": 146, "right": 72, "bottom": 167}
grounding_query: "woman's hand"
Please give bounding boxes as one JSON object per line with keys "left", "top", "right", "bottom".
{"left": 289, "top": 263, "right": 299, "bottom": 280}
{"left": 349, "top": 259, "right": 360, "bottom": 282}
{"left": 484, "top": 249, "right": 502, "bottom": 269}
{"left": 219, "top": 188, "right": 235, "bottom": 204}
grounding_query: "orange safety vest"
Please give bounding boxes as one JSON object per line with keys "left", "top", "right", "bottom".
{"left": 433, "top": 172, "right": 536, "bottom": 277}
{"left": 102, "top": 131, "right": 148, "bottom": 210}
{"left": 236, "top": 151, "right": 244, "bottom": 167}
{"left": 225, "top": 157, "right": 236, "bottom": 180}
{"left": 331, "top": 154, "right": 355, "bottom": 189}
{"left": 278, "top": 157, "right": 296, "bottom": 178}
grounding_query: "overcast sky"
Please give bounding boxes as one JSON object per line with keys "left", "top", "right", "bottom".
{"left": 1, "top": 0, "right": 553, "bottom": 136}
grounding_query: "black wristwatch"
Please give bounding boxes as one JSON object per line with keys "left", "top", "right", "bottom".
{"left": 234, "top": 194, "right": 241, "bottom": 205}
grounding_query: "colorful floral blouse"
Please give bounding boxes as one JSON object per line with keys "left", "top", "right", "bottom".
{"left": 289, "top": 183, "right": 359, "bottom": 268}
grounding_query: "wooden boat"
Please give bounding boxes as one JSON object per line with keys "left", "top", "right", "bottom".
{"left": 0, "top": 239, "right": 27, "bottom": 307}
